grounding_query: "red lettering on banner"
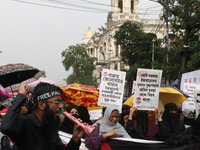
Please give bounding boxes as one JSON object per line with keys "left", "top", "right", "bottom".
{"left": 189, "top": 78, "right": 191, "bottom": 83}
{"left": 193, "top": 77, "right": 197, "bottom": 82}
{"left": 185, "top": 79, "right": 187, "bottom": 83}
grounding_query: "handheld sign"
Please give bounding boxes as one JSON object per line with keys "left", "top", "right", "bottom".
{"left": 181, "top": 83, "right": 200, "bottom": 113}
{"left": 98, "top": 69, "right": 126, "bottom": 111}
{"left": 133, "top": 68, "right": 162, "bottom": 110}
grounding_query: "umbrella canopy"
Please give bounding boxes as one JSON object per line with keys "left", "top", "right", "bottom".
{"left": 27, "top": 77, "right": 58, "bottom": 91}
{"left": 0, "top": 84, "right": 11, "bottom": 102}
{"left": 0, "top": 63, "right": 44, "bottom": 88}
{"left": 60, "top": 83, "right": 102, "bottom": 111}
{"left": 5, "top": 77, "right": 58, "bottom": 92}
{"left": 124, "top": 85, "right": 189, "bottom": 107}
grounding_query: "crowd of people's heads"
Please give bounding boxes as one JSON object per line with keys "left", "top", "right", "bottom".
{"left": 2, "top": 81, "right": 200, "bottom": 150}
{"left": 11, "top": 82, "right": 199, "bottom": 149}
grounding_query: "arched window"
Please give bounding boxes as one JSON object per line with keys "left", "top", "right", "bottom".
{"left": 118, "top": 0, "right": 123, "bottom": 13}
{"left": 131, "top": 0, "right": 134, "bottom": 13}
{"left": 108, "top": 38, "right": 111, "bottom": 45}
{"left": 100, "top": 46, "right": 103, "bottom": 52}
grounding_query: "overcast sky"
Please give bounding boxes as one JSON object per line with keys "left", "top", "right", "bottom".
{"left": 0, "top": 0, "right": 162, "bottom": 85}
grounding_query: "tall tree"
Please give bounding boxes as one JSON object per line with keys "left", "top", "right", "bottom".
{"left": 61, "top": 44, "right": 98, "bottom": 86}
{"left": 156, "top": 0, "right": 200, "bottom": 88}
{"left": 114, "top": 21, "right": 165, "bottom": 95}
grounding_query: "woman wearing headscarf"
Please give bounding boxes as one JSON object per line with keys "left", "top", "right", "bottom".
{"left": 60, "top": 105, "right": 79, "bottom": 134}
{"left": 183, "top": 110, "right": 195, "bottom": 129}
{"left": 162, "top": 103, "right": 185, "bottom": 145}
{"left": 173, "top": 113, "right": 200, "bottom": 146}
{"left": 126, "top": 106, "right": 166, "bottom": 140}
{"left": 85, "top": 106, "right": 130, "bottom": 150}
{"left": 78, "top": 106, "right": 93, "bottom": 125}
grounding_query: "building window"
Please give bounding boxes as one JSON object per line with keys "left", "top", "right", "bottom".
{"left": 115, "top": 45, "right": 118, "bottom": 56}
{"left": 91, "top": 48, "right": 93, "bottom": 54}
{"left": 114, "top": 62, "right": 118, "bottom": 70}
{"left": 100, "top": 46, "right": 103, "bottom": 52}
{"left": 108, "top": 38, "right": 111, "bottom": 45}
{"left": 131, "top": 0, "right": 134, "bottom": 13}
{"left": 120, "top": 63, "right": 125, "bottom": 70}
{"left": 118, "top": 0, "right": 123, "bottom": 13}
{"left": 103, "top": 42, "right": 106, "bottom": 51}
{"left": 120, "top": 45, "right": 123, "bottom": 52}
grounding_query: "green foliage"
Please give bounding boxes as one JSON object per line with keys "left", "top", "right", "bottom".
{"left": 159, "top": 0, "right": 200, "bottom": 87}
{"left": 114, "top": 21, "right": 165, "bottom": 94}
{"left": 61, "top": 44, "right": 98, "bottom": 87}
{"left": 66, "top": 74, "right": 78, "bottom": 84}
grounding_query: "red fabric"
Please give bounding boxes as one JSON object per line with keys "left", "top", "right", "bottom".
{"left": 0, "top": 107, "right": 9, "bottom": 113}
{"left": 101, "top": 141, "right": 112, "bottom": 150}
{"left": 133, "top": 118, "right": 159, "bottom": 139}
{"left": 7, "top": 137, "right": 14, "bottom": 144}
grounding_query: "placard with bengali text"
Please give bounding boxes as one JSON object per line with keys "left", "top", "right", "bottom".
{"left": 133, "top": 68, "right": 162, "bottom": 110}
{"left": 98, "top": 69, "right": 126, "bottom": 111}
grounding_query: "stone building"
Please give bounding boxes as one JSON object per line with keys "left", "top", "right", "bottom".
{"left": 82, "top": 0, "right": 169, "bottom": 83}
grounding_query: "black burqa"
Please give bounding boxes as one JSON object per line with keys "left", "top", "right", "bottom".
{"left": 78, "top": 106, "right": 93, "bottom": 125}
{"left": 60, "top": 105, "right": 79, "bottom": 134}
{"left": 191, "top": 114, "right": 200, "bottom": 142}
{"left": 162, "top": 103, "right": 185, "bottom": 138}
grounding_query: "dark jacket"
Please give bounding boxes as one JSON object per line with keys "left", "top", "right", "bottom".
{"left": 0, "top": 93, "right": 80, "bottom": 150}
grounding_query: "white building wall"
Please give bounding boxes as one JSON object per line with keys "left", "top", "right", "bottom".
{"left": 84, "top": 0, "right": 171, "bottom": 83}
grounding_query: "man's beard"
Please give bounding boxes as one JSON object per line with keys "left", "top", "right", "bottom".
{"left": 42, "top": 103, "right": 61, "bottom": 136}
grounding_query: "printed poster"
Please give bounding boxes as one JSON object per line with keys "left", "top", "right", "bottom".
{"left": 98, "top": 69, "right": 126, "bottom": 111}
{"left": 180, "top": 70, "right": 200, "bottom": 91}
{"left": 182, "top": 83, "right": 200, "bottom": 112}
{"left": 133, "top": 68, "right": 162, "bottom": 110}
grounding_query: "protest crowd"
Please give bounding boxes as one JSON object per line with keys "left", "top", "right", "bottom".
{"left": 0, "top": 69, "right": 200, "bottom": 150}
{"left": 0, "top": 83, "right": 199, "bottom": 150}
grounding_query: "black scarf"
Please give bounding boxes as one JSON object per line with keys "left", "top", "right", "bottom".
{"left": 60, "top": 105, "right": 79, "bottom": 134}
{"left": 184, "top": 116, "right": 194, "bottom": 126}
{"left": 136, "top": 111, "right": 148, "bottom": 134}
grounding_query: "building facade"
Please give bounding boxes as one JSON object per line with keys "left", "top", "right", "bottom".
{"left": 82, "top": 0, "right": 169, "bottom": 83}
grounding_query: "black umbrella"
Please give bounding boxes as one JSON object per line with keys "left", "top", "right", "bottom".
{"left": 0, "top": 63, "right": 44, "bottom": 88}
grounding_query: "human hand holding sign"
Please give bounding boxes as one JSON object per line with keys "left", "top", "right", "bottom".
{"left": 154, "top": 108, "right": 162, "bottom": 121}
{"left": 129, "top": 106, "right": 137, "bottom": 120}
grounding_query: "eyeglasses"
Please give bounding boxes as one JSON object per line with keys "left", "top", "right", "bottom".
{"left": 46, "top": 100, "right": 63, "bottom": 105}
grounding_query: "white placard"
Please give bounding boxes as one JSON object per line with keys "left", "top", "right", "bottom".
{"left": 133, "top": 68, "right": 162, "bottom": 110}
{"left": 88, "top": 109, "right": 102, "bottom": 120}
{"left": 182, "top": 83, "right": 200, "bottom": 112}
{"left": 180, "top": 70, "right": 200, "bottom": 91}
{"left": 193, "top": 90, "right": 200, "bottom": 118}
{"left": 98, "top": 69, "right": 126, "bottom": 111}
